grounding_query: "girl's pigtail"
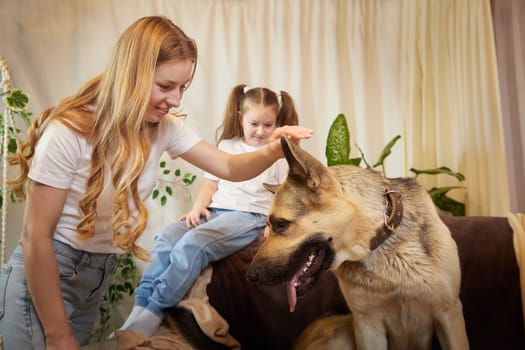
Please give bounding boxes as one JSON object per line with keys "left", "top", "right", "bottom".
{"left": 215, "top": 84, "right": 246, "bottom": 143}
{"left": 277, "top": 90, "right": 299, "bottom": 126}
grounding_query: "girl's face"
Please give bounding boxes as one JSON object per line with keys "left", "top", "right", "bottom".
{"left": 146, "top": 59, "right": 193, "bottom": 123}
{"left": 240, "top": 104, "right": 278, "bottom": 147}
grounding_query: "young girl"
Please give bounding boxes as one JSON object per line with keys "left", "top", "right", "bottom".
{"left": 121, "top": 84, "right": 299, "bottom": 336}
{"left": 0, "top": 17, "right": 312, "bottom": 350}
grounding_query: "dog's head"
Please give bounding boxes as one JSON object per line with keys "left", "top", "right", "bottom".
{"left": 246, "top": 136, "right": 373, "bottom": 312}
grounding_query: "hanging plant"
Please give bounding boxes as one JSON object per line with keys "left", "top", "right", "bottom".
{"left": 0, "top": 58, "right": 32, "bottom": 211}
{"left": 0, "top": 57, "right": 32, "bottom": 270}
{"left": 0, "top": 57, "right": 32, "bottom": 350}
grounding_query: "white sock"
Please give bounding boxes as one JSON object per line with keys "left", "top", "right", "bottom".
{"left": 125, "top": 308, "right": 163, "bottom": 337}
{"left": 120, "top": 305, "right": 145, "bottom": 330}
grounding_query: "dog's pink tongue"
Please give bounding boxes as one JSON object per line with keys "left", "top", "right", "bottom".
{"left": 287, "top": 277, "right": 298, "bottom": 312}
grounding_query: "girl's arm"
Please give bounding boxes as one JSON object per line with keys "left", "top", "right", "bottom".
{"left": 21, "top": 180, "right": 80, "bottom": 350}
{"left": 179, "top": 179, "right": 218, "bottom": 228}
{"left": 181, "top": 125, "right": 313, "bottom": 181}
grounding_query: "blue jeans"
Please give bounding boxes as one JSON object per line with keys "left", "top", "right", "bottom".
{"left": 135, "top": 208, "right": 266, "bottom": 317}
{"left": 0, "top": 240, "right": 117, "bottom": 349}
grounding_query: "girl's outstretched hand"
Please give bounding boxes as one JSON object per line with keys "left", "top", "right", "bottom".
{"left": 268, "top": 125, "right": 314, "bottom": 156}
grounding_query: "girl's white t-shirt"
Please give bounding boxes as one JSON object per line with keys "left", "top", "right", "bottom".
{"left": 28, "top": 114, "right": 200, "bottom": 253}
{"left": 205, "top": 137, "right": 288, "bottom": 215}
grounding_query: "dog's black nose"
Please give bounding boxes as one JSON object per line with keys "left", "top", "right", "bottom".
{"left": 245, "top": 268, "right": 260, "bottom": 283}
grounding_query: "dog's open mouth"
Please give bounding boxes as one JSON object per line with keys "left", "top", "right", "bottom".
{"left": 287, "top": 247, "right": 326, "bottom": 313}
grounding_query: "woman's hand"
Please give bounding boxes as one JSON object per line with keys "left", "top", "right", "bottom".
{"left": 179, "top": 206, "right": 210, "bottom": 228}
{"left": 267, "top": 125, "right": 314, "bottom": 156}
{"left": 269, "top": 125, "right": 314, "bottom": 143}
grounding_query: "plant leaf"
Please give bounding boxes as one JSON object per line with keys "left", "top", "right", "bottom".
{"left": 355, "top": 144, "right": 371, "bottom": 168}
{"left": 7, "top": 138, "right": 17, "bottom": 154}
{"left": 183, "top": 173, "right": 197, "bottom": 186}
{"left": 428, "top": 186, "right": 466, "bottom": 216}
{"left": 427, "top": 186, "right": 465, "bottom": 197}
{"left": 325, "top": 113, "right": 351, "bottom": 166}
{"left": 20, "top": 111, "right": 32, "bottom": 125}
{"left": 152, "top": 189, "right": 159, "bottom": 199}
{"left": 349, "top": 157, "right": 362, "bottom": 166}
{"left": 410, "top": 167, "right": 465, "bottom": 182}
{"left": 372, "top": 135, "right": 401, "bottom": 168}
{"left": 5, "top": 89, "right": 29, "bottom": 111}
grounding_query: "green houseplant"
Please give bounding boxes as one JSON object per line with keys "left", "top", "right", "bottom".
{"left": 0, "top": 57, "right": 32, "bottom": 269}
{"left": 325, "top": 113, "right": 466, "bottom": 216}
{"left": 0, "top": 58, "right": 32, "bottom": 211}
{"left": 0, "top": 56, "right": 32, "bottom": 350}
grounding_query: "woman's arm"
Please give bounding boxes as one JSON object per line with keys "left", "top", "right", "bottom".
{"left": 21, "top": 180, "right": 80, "bottom": 350}
{"left": 180, "top": 125, "right": 313, "bottom": 181}
{"left": 179, "top": 179, "right": 218, "bottom": 228}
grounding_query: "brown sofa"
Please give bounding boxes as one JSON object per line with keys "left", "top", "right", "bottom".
{"left": 206, "top": 216, "right": 525, "bottom": 350}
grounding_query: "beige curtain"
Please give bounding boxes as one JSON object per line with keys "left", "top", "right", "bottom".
{"left": 400, "top": 0, "right": 509, "bottom": 215}
{"left": 492, "top": 0, "right": 525, "bottom": 214}
{"left": 0, "top": 0, "right": 512, "bottom": 255}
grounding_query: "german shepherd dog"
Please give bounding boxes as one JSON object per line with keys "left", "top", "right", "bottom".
{"left": 246, "top": 137, "right": 469, "bottom": 350}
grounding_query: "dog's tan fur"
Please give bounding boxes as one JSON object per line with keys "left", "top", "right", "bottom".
{"left": 246, "top": 137, "right": 469, "bottom": 350}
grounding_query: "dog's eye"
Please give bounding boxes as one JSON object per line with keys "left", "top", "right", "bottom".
{"left": 271, "top": 218, "right": 290, "bottom": 233}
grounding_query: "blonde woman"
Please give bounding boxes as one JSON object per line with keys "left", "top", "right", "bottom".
{"left": 0, "top": 16, "right": 312, "bottom": 350}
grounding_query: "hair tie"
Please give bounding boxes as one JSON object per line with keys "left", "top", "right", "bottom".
{"left": 242, "top": 85, "right": 250, "bottom": 94}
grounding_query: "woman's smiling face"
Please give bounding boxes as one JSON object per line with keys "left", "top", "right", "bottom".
{"left": 146, "top": 59, "right": 193, "bottom": 123}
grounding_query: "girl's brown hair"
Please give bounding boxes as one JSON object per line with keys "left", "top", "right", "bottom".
{"left": 215, "top": 84, "right": 299, "bottom": 143}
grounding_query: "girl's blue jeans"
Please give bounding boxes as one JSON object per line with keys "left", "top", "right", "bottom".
{"left": 134, "top": 208, "right": 266, "bottom": 317}
{"left": 0, "top": 240, "right": 117, "bottom": 349}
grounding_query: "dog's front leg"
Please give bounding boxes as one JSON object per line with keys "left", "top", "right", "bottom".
{"left": 352, "top": 316, "right": 387, "bottom": 350}
{"left": 434, "top": 299, "right": 469, "bottom": 350}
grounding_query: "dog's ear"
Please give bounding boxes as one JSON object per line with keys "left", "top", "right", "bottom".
{"left": 263, "top": 183, "right": 280, "bottom": 193}
{"left": 281, "top": 136, "right": 327, "bottom": 189}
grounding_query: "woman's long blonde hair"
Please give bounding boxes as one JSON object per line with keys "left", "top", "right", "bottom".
{"left": 9, "top": 16, "right": 198, "bottom": 260}
{"left": 216, "top": 84, "right": 299, "bottom": 143}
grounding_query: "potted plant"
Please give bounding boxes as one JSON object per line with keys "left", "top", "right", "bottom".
{"left": 325, "top": 113, "right": 466, "bottom": 216}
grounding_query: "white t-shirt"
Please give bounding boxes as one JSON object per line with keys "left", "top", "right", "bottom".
{"left": 205, "top": 137, "right": 288, "bottom": 215}
{"left": 28, "top": 114, "right": 200, "bottom": 253}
